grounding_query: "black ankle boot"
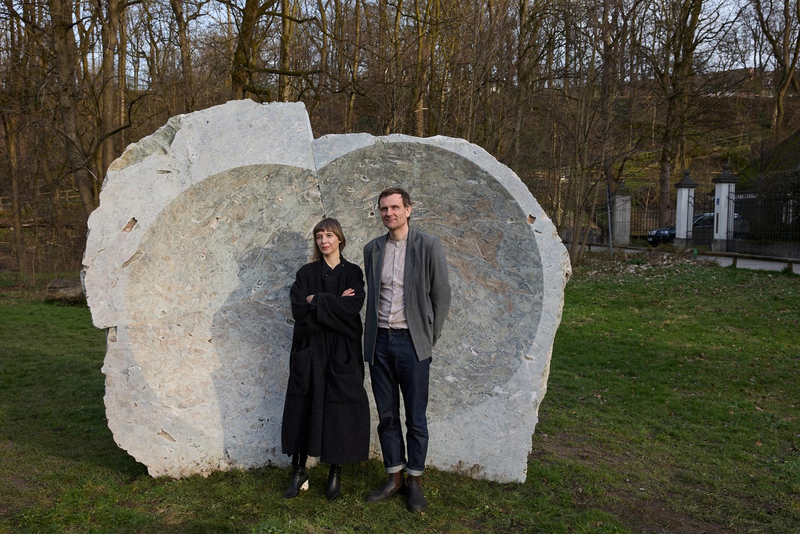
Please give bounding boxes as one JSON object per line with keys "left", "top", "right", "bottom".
{"left": 284, "top": 454, "right": 308, "bottom": 499}
{"left": 325, "top": 464, "right": 342, "bottom": 501}
{"left": 406, "top": 475, "right": 427, "bottom": 513}
{"left": 366, "top": 471, "right": 405, "bottom": 503}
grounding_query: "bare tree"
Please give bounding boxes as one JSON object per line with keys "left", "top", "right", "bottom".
{"left": 0, "top": 0, "right": 795, "bottom": 273}
{"left": 97, "top": 0, "right": 126, "bottom": 182}
{"left": 751, "top": 0, "right": 800, "bottom": 140}
{"left": 645, "top": 0, "right": 740, "bottom": 224}
{"left": 170, "top": 0, "right": 208, "bottom": 111}
{"left": 49, "top": 0, "right": 99, "bottom": 217}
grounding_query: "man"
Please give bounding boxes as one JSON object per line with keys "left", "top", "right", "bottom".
{"left": 363, "top": 187, "right": 451, "bottom": 513}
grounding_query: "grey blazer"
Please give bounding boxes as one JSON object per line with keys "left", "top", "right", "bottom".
{"left": 363, "top": 226, "right": 451, "bottom": 363}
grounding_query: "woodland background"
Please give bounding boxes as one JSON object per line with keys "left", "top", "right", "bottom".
{"left": 1, "top": 0, "right": 799, "bottom": 271}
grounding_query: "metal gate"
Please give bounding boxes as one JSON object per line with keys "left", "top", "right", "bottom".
{"left": 690, "top": 191, "right": 715, "bottom": 246}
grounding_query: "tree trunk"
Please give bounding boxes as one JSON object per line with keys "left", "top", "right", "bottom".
{"left": 753, "top": 0, "right": 800, "bottom": 141}
{"left": 99, "top": 0, "right": 122, "bottom": 182}
{"left": 578, "top": 182, "right": 601, "bottom": 263}
{"left": 772, "top": 76, "right": 789, "bottom": 141}
{"left": 279, "top": 0, "right": 295, "bottom": 102}
{"left": 310, "top": 0, "right": 330, "bottom": 116}
{"left": 231, "top": 0, "right": 261, "bottom": 100}
{"left": 389, "top": 0, "right": 403, "bottom": 133}
{"left": 170, "top": 0, "right": 195, "bottom": 111}
{"left": 118, "top": 6, "right": 128, "bottom": 150}
{"left": 426, "top": 0, "right": 441, "bottom": 135}
{"left": 654, "top": 0, "right": 703, "bottom": 226}
{"left": 346, "top": 0, "right": 362, "bottom": 130}
{"left": 410, "top": 0, "right": 427, "bottom": 137}
{"left": 567, "top": 172, "right": 585, "bottom": 265}
{"left": 2, "top": 114, "right": 27, "bottom": 273}
{"left": 658, "top": 122, "right": 677, "bottom": 227}
{"left": 49, "top": 0, "right": 97, "bottom": 218}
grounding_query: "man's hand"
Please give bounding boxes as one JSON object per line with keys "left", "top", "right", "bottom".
{"left": 341, "top": 288, "right": 355, "bottom": 297}
{"left": 306, "top": 294, "right": 314, "bottom": 303}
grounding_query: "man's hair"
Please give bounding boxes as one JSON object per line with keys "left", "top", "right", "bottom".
{"left": 311, "top": 217, "right": 346, "bottom": 262}
{"left": 378, "top": 187, "right": 412, "bottom": 208}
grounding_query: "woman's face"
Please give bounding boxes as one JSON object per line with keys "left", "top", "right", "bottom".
{"left": 315, "top": 229, "right": 341, "bottom": 258}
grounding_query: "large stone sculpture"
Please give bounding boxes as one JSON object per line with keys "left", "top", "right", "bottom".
{"left": 83, "top": 100, "right": 570, "bottom": 482}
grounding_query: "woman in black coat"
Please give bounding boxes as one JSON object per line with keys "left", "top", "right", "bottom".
{"left": 281, "top": 218, "right": 371, "bottom": 500}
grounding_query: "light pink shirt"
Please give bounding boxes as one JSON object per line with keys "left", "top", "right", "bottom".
{"left": 377, "top": 236, "right": 408, "bottom": 329}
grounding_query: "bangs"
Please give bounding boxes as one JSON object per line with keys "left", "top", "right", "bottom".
{"left": 313, "top": 220, "right": 338, "bottom": 235}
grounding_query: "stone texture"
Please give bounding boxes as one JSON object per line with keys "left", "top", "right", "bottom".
{"left": 315, "top": 135, "right": 570, "bottom": 482}
{"left": 83, "top": 101, "right": 570, "bottom": 481}
{"left": 84, "top": 102, "right": 319, "bottom": 476}
{"left": 83, "top": 100, "right": 314, "bottom": 330}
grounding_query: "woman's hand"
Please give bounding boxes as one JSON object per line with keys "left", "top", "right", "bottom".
{"left": 306, "top": 294, "right": 314, "bottom": 303}
{"left": 341, "top": 288, "right": 355, "bottom": 297}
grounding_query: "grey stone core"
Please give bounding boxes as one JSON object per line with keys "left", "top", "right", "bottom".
{"left": 318, "top": 141, "right": 544, "bottom": 412}
{"left": 83, "top": 101, "right": 570, "bottom": 482}
{"left": 122, "top": 165, "right": 319, "bottom": 475}
{"left": 315, "top": 134, "right": 570, "bottom": 481}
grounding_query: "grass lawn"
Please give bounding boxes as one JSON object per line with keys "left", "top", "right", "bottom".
{"left": 1, "top": 253, "right": 798, "bottom": 533}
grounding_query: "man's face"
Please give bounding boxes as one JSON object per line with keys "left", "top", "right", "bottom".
{"left": 379, "top": 193, "right": 412, "bottom": 232}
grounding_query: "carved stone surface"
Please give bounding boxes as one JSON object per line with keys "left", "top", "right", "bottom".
{"left": 84, "top": 101, "right": 317, "bottom": 477}
{"left": 316, "top": 135, "right": 569, "bottom": 482}
{"left": 83, "top": 101, "right": 570, "bottom": 481}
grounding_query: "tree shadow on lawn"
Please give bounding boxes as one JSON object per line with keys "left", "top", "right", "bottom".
{"left": 1, "top": 301, "right": 149, "bottom": 481}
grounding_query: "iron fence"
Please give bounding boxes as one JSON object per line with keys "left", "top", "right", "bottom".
{"left": 578, "top": 201, "right": 675, "bottom": 245}
{"left": 689, "top": 192, "right": 715, "bottom": 246}
{"left": 630, "top": 205, "right": 675, "bottom": 238}
{"left": 731, "top": 192, "right": 799, "bottom": 243}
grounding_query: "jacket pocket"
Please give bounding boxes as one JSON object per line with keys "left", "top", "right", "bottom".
{"left": 326, "top": 342, "right": 367, "bottom": 404}
{"left": 287, "top": 346, "right": 313, "bottom": 396}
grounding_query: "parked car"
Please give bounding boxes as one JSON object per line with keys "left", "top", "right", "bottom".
{"left": 648, "top": 213, "right": 714, "bottom": 245}
{"left": 647, "top": 225, "right": 676, "bottom": 245}
{"left": 647, "top": 212, "right": 745, "bottom": 245}
{"left": 692, "top": 212, "right": 715, "bottom": 228}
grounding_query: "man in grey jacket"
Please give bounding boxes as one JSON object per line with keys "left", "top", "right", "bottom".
{"left": 363, "top": 187, "right": 451, "bottom": 513}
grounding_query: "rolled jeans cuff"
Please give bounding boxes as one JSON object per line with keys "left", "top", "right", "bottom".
{"left": 386, "top": 463, "right": 405, "bottom": 474}
{"left": 406, "top": 467, "right": 424, "bottom": 476}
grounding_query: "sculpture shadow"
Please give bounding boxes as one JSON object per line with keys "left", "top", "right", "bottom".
{"left": 2, "top": 304, "right": 148, "bottom": 478}
{"left": 210, "top": 233, "right": 305, "bottom": 471}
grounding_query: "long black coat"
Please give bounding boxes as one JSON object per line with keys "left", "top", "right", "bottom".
{"left": 280, "top": 258, "right": 371, "bottom": 464}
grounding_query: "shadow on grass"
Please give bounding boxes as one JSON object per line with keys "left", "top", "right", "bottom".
{"left": 0, "top": 300, "right": 148, "bottom": 480}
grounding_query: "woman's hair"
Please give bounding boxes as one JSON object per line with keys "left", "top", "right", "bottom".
{"left": 310, "top": 217, "right": 346, "bottom": 262}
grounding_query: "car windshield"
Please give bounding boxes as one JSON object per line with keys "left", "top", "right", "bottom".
{"left": 693, "top": 212, "right": 742, "bottom": 224}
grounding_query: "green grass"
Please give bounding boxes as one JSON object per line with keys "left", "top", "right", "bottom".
{"left": 1, "top": 256, "right": 798, "bottom": 533}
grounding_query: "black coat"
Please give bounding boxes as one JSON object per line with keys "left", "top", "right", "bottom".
{"left": 280, "top": 258, "right": 371, "bottom": 464}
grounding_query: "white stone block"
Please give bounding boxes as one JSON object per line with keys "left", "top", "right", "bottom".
{"left": 84, "top": 103, "right": 570, "bottom": 482}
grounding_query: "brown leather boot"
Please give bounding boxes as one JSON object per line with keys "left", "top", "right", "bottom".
{"left": 366, "top": 471, "right": 405, "bottom": 502}
{"left": 406, "top": 475, "right": 427, "bottom": 513}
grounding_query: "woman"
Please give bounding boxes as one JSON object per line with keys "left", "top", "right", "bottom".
{"left": 281, "top": 218, "right": 371, "bottom": 501}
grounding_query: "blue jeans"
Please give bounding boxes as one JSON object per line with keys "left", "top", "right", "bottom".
{"left": 369, "top": 328, "right": 430, "bottom": 476}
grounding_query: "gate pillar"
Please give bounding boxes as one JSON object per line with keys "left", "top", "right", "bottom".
{"left": 675, "top": 170, "right": 698, "bottom": 248}
{"left": 712, "top": 164, "right": 739, "bottom": 252}
{"left": 612, "top": 181, "right": 631, "bottom": 246}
